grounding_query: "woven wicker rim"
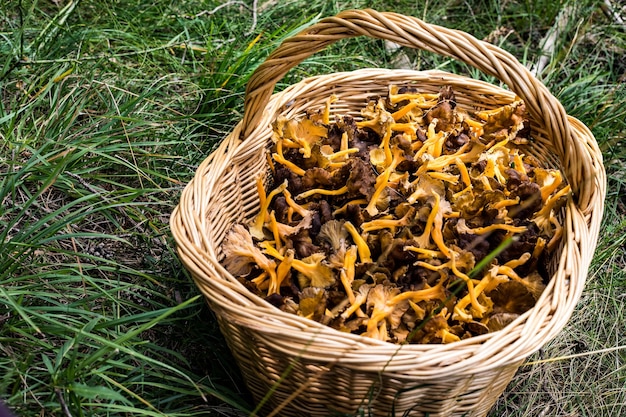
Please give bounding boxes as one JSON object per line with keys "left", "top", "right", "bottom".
{"left": 171, "top": 10, "right": 606, "bottom": 379}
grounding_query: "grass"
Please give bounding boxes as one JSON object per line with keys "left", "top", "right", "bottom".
{"left": 0, "top": 0, "right": 625, "bottom": 416}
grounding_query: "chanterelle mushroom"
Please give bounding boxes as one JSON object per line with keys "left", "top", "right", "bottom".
{"left": 222, "top": 84, "right": 568, "bottom": 344}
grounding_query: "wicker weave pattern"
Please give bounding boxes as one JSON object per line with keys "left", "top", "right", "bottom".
{"left": 171, "top": 9, "right": 606, "bottom": 417}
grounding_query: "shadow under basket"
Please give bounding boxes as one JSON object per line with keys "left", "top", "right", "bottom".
{"left": 170, "top": 9, "right": 606, "bottom": 417}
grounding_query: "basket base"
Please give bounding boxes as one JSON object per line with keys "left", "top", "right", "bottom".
{"left": 216, "top": 314, "right": 520, "bottom": 417}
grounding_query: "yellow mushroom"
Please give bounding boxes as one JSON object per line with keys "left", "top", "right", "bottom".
{"left": 284, "top": 118, "right": 328, "bottom": 158}
{"left": 436, "top": 327, "right": 461, "bottom": 344}
{"left": 364, "top": 147, "right": 406, "bottom": 216}
{"left": 340, "top": 131, "right": 349, "bottom": 151}
{"left": 462, "top": 116, "right": 485, "bottom": 139}
{"left": 341, "top": 284, "right": 370, "bottom": 320}
{"left": 426, "top": 141, "right": 486, "bottom": 171}
{"left": 455, "top": 156, "right": 472, "bottom": 189}
{"left": 428, "top": 171, "right": 459, "bottom": 184}
{"left": 504, "top": 252, "right": 531, "bottom": 269}
{"left": 496, "top": 264, "right": 545, "bottom": 299}
{"left": 404, "top": 246, "right": 444, "bottom": 260}
{"left": 356, "top": 98, "right": 394, "bottom": 136}
{"left": 425, "top": 308, "right": 462, "bottom": 344}
{"left": 320, "top": 145, "right": 360, "bottom": 164}
{"left": 414, "top": 119, "right": 447, "bottom": 159}
{"left": 456, "top": 218, "right": 527, "bottom": 236}
{"left": 512, "top": 151, "right": 526, "bottom": 175}
{"left": 332, "top": 199, "right": 368, "bottom": 216}
{"left": 360, "top": 207, "right": 416, "bottom": 233}
{"left": 416, "top": 249, "right": 488, "bottom": 320}
{"left": 430, "top": 192, "right": 452, "bottom": 258}
{"left": 492, "top": 197, "right": 520, "bottom": 210}
{"left": 390, "top": 122, "right": 419, "bottom": 137}
{"left": 295, "top": 185, "right": 349, "bottom": 201}
{"left": 322, "top": 94, "right": 338, "bottom": 125}
{"left": 413, "top": 191, "right": 440, "bottom": 250}
{"left": 408, "top": 300, "right": 426, "bottom": 321}
{"left": 250, "top": 179, "right": 288, "bottom": 240}
{"left": 341, "top": 246, "right": 358, "bottom": 304}
{"left": 297, "top": 257, "right": 335, "bottom": 289}
{"left": 391, "top": 102, "right": 420, "bottom": 121}
{"left": 270, "top": 249, "right": 295, "bottom": 295}
{"left": 388, "top": 86, "right": 438, "bottom": 107}
{"left": 407, "top": 171, "right": 444, "bottom": 204}
{"left": 452, "top": 266, "right": 508, "bottom": 322}
{"left": 532, "top": 184, "right": 571, "bottom": 236}
{"left": 380, "top": 121, "right": 394, "bottom": 168}
{"left": 388, "top": 279, "right": 447, "bottom": 304}
{"left": 535, "top": 169, "right": 564, "bottom": 202}
{"left": 259, "top": 242, "right": 334, "bottom": 288}
{"left": 343, "top": 221, "right": 372, "bottom": 263}
{"left": 282, "top": 188, "right": 311, "bottom": 220}
{"left": 222, "top": 225, "right": 278, "bottom": 290}
{"left": 272, "top": 139, "right": 306, "bottom": 176}
{"left": 268, "top": 211, "right": 282, "bottom": 250}
{"left": 251, "top": 271, "right": 270, "bottom": 291}
{"left": 363, "top": 284, "right": 408, "bottom": 341}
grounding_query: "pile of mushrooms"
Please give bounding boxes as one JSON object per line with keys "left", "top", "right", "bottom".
{"left": 222, "top": 85, "right": 570, "bottom": 344}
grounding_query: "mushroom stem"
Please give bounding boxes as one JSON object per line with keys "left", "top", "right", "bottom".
{"left": 430, "top": 192, "right": 451, "bottom": 258}
{"left": 455, "top": 157, "right": 471, "bottom": 188}
{"left": 413, "top": 192, "right": 439, "bottom": 249}
{"left": 365, "top": 147, "right": 405, "bottom": 216}
{"left": 365, "top": 167, "right": 392, "bottom": 216}
{"left": 513, "top": 153, "right": 526, "bottom": 174}
{"left": 360, "top": 208, "right": 415, "bottom": 233}
{"left": 296, "top": 255, "right": 335, "bottom": 288}
{"left": 381, "top": 123, "right": 393, "bottom": 167}
{"left": 389, "top": 90, "right": 438, "bottom": 106}
{"left": 437, "top": 328, "right": 461, "bottom": 344}
{"left": 492, "top": 198, "right": 520, "bottom": 210}
{"left": 344, "top": 221, "right": 372, "bottom": 263}
{"left": 296, "top": 185, "right": 349, "bottom": 200}
{"left": 389, "top": 280, "right": 446, "bottom": 304}
{"left": 322, "top": 94, "right": 337, "bottom": 125}
{"left": 323, "top": 147, "right": 360, "bottom": 161}
{"left": 255, "top": 175, "right": 267, "bottom": 215}
{"left": 453, "top": 267, "right": 507, "bottom": 321}
{"left": 428, "top": 171, "right": 459, "bottom": 184}
{"left": 341, "top": 246, "right": 358, "bottom": 303}
{"left": 341, "top": 285, "right": 369, "bottom": 319}
{"left": 282, "top": 188, "right": 310, "bottom": 218}
{"left": 497, "top": 265, "right": 544, "bottom": 298}
{"left": 250, "top": 180, "right": 288, "bottom": 240}
{"left": 404, "top": 246, "right": 444, "bottom": 259}
{"left": 332, "top": 199, "right": 368, "bottom": 216}
{"left": 391, "top": 122, "right": 418, "bottom": 135}
{"left": 340, "top": 131, "right": 349, "bottom": 151}
{"left": 272, "top": 140, "right": 306, "bottom": 176}
{"left": 426, "top": 141, "right": 484, "bottom": 171}
{"left": 465, "top": 223, "right": 527, "bottom": 235}
{"left": 271, "top": 249, "right": 295, "bottom": 295}
{"left": 504, "top": 252, "right": 531, "bottom": 269}
{"left": 463, "top": 117, "right": 484, "bottom": 139}
{"left": 391, "top": 102, "right": 419, "bottom": 120}
{"left": 416, "top": 251, "right": 488, "bottom": 319}
{"left": 268, "top": 210, "right": 281, "bottom": 250}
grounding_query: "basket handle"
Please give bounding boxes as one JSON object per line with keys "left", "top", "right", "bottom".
{"left": 241, "top": 9, "right": 593, "bottom": 207}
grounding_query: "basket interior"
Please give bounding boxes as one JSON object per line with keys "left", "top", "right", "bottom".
{"left": 215, "top": 70, "right": 565, "bottom": 275}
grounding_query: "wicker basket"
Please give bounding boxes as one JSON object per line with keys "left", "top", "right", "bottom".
{"left": 171, "top": 9, "right": 606, "bottom": 417}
